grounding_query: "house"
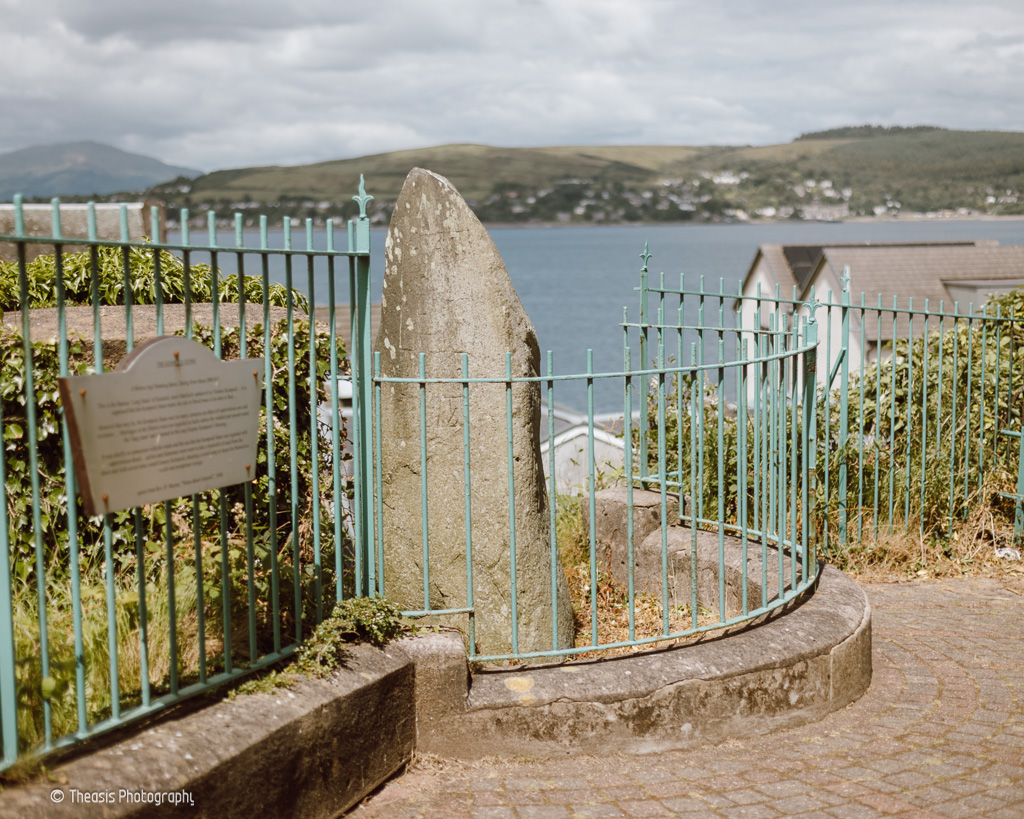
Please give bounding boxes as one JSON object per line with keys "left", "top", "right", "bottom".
{"left": 538, "top": 402, "right": 632, "bottom": 495}
{"left": 736, "top": 241, "right": 1024, "bottom": 380}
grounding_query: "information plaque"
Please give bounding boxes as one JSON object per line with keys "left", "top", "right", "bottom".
{"left": 59, "top": 336, "right": 264, "bottom": 516}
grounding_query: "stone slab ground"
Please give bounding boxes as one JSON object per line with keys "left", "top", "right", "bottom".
{"left": 350, "top": 575, "right": 1024, "bottom": 818}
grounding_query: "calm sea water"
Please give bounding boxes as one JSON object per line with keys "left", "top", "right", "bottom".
{"left": 171, "top": 219, "right": 1023, "bottom": 410}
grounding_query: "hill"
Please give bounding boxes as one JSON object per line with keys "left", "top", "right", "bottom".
{"left": 159, "top": 127, "right": 1024, "bottom": 224}
{"left": 184, "top": 143, "right": 685, "bottom": 203}
{"left": 0, "top": 141, "right": 200, "bottom": 199}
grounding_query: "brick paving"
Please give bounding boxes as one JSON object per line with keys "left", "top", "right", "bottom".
{"left": 350, "top": 575, "right": 1024, "bottom": 818}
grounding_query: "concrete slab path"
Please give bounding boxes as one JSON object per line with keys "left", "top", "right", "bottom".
{"left": 350, "top": 576, "right": 1024, "bottom": 818}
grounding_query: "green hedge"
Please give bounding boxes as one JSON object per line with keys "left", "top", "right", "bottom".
{"left": 0, "top": 242, "right": 306, "bottom": 313}
{"left": 2, "top": 244, "right": 345, "bottom": 594}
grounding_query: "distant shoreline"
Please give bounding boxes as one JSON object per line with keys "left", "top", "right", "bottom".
{"left": 171, "top": 213, "right": 1024, "bottom": 233}
{"left": 473, "top": 214, "right": 1024, "bottom": 230}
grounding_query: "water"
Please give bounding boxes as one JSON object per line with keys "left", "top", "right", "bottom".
{"left": 170, "top": 219, "right": 1023, "bottom": 411}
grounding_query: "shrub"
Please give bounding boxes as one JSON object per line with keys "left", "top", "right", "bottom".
{"left": 0, "top": 242, "right": 306, "bottom": 312}
{"left": 2, "top": 244, "right": 350, "bottom": 753}
{"left": 640, "top": 285, "right": 1024, "bottom": 560}
{"left": 2, "top": 252, "right": 341, "bottom": 583}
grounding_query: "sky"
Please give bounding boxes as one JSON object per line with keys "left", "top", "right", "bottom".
{"left": 2, "top": 0, "right": 1023, "bottom": 173}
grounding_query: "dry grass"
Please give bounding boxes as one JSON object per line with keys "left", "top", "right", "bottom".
{"left": 556, "top": 493, "right": 719, "bottom": 660}
{"left": 832, "top": 471, "right": 1023, "bottom": 583}
{"left": 563, "top": 560, "right": 719, "bottom": 659}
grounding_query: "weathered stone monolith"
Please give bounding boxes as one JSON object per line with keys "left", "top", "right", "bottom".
{"left": 374, "top": 168, "right": 574, "bottom": 657}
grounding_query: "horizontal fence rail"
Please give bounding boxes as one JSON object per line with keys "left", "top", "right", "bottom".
{"left": 0, "top": 192, "right": 374, "bottom": 771}
{"left": 370, "top": 247, "right": 822, "bottom": 663}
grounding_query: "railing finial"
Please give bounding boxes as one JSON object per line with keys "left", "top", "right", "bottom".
{"left": 802, "top": 298, "right": 824, "bottom": 326}
{"left": 639, "top": 240, "right": 651, "bottom": 272}
{"left": 353, "top": 174, "right": 374, "bottom": 219}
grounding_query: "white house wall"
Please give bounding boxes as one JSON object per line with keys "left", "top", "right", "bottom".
{"left": 739, "top": 260, "right": 796, "bottom": 404}
{"left": 943, "top": 280, "right": 1024, "bottom": 311}
{"left": 739, "top": 259, "right": 785, "bottom": 334}
{"left": 540, "top": 428, "right": 625, "bottom": 495}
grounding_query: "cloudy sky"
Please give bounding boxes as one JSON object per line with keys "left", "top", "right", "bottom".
{"left": 2, "top": 0, "right": 1023, "bottom": 172}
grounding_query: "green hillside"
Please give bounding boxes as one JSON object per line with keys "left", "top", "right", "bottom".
{"left": 186, "top": 143, "right": 666, "bottom": 202}
{"left": 157, "top": 128, "right": 1024, "bottom": 224}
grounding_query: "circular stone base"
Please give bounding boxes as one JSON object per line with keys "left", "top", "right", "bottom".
{"left": 415, "top": 557, "right": 871, "bottom": 757}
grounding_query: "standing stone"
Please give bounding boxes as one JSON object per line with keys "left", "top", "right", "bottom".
{"left": 374, "top": 168, "right": 574, "bottom": 657}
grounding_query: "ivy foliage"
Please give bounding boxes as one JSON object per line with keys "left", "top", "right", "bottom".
{"left": 2, "top": 327, "right": 89, "bottom": 582}
{"left": 808, "top": 287, "right": 1021, "bottom": 539}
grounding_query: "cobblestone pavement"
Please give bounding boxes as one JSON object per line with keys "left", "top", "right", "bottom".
{"left": 350, "top": 576, "right": 1024, "bottom": 818}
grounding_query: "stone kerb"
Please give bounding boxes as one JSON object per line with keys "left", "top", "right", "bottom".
{"left": 373, "top": 168, "right": 573, "bottom": 658}
{"left": 410, "top": 562, "right": 871, "bottom": 759}
{"left": 3, "top": 303, "right": 291, "bottom": 369}
{"left": 0, "top": 202, "right": 151, "bottom": 264}
{"left": 1, "top": 642, "right": 417, "bottom": 819}
{"left": 394, "top": 485, "right": 869, "bottom": 758}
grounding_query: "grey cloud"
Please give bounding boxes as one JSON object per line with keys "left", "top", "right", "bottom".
{"left": 52, "top": 0, "right": 349, "bottom": 43}
{"left": 1, "top": 0, "right": 1023, "bottom": 169}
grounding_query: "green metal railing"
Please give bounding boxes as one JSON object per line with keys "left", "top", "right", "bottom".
{"left": 371, "top": 246, "right": 822, "bottom": 662}
{"left": 0, "top": 188, "right": 374, "bottom": 771}
{"left": 368, "top": 243, "right": 1024, "bottom": 663}
{"left": 737, "top": 275, "right": 1024, "bottom": 555}
{"left": 4, "top": 188, "right": 1022, "bottom": 770}
{"left": 1000, "top": 429, "right": 1024, "bottom": 548}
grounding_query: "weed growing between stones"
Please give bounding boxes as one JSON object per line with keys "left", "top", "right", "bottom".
{"left": 294, "top": 597, "right": 404, "bottom": 676}
{"left": 228, "top": 596, "right": 406, "bottom": 698}
{"left": 555, "top": 492, "right": 716, "bottom": 659}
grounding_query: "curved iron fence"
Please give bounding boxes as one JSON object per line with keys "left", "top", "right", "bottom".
{"left": 371, "top": 253, "right": 822, "bottom": 662}
{"left": 736, "top": 275, "right": 1024, "bottom": 554}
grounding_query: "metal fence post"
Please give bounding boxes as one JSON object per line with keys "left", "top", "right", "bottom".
{"left": 802, "top": 313, "right": 819, "bottom": 572}
{"left": 1002, "top": 428, "right": 1024, "bottom": 545}
{"left": 351, "top": 177, "right": 376, "bottom": 595}
{"left": 1015, "top": 431, "right": 1024, "bottom": 545}
{"left": 638, "top": 242, "right": 650, "bottom": 487}
{"left": 0, "top": 384, "right": 17, "bottom": 765}
{"left": 838, "top": 268, "right": 850, "bottom": 551}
